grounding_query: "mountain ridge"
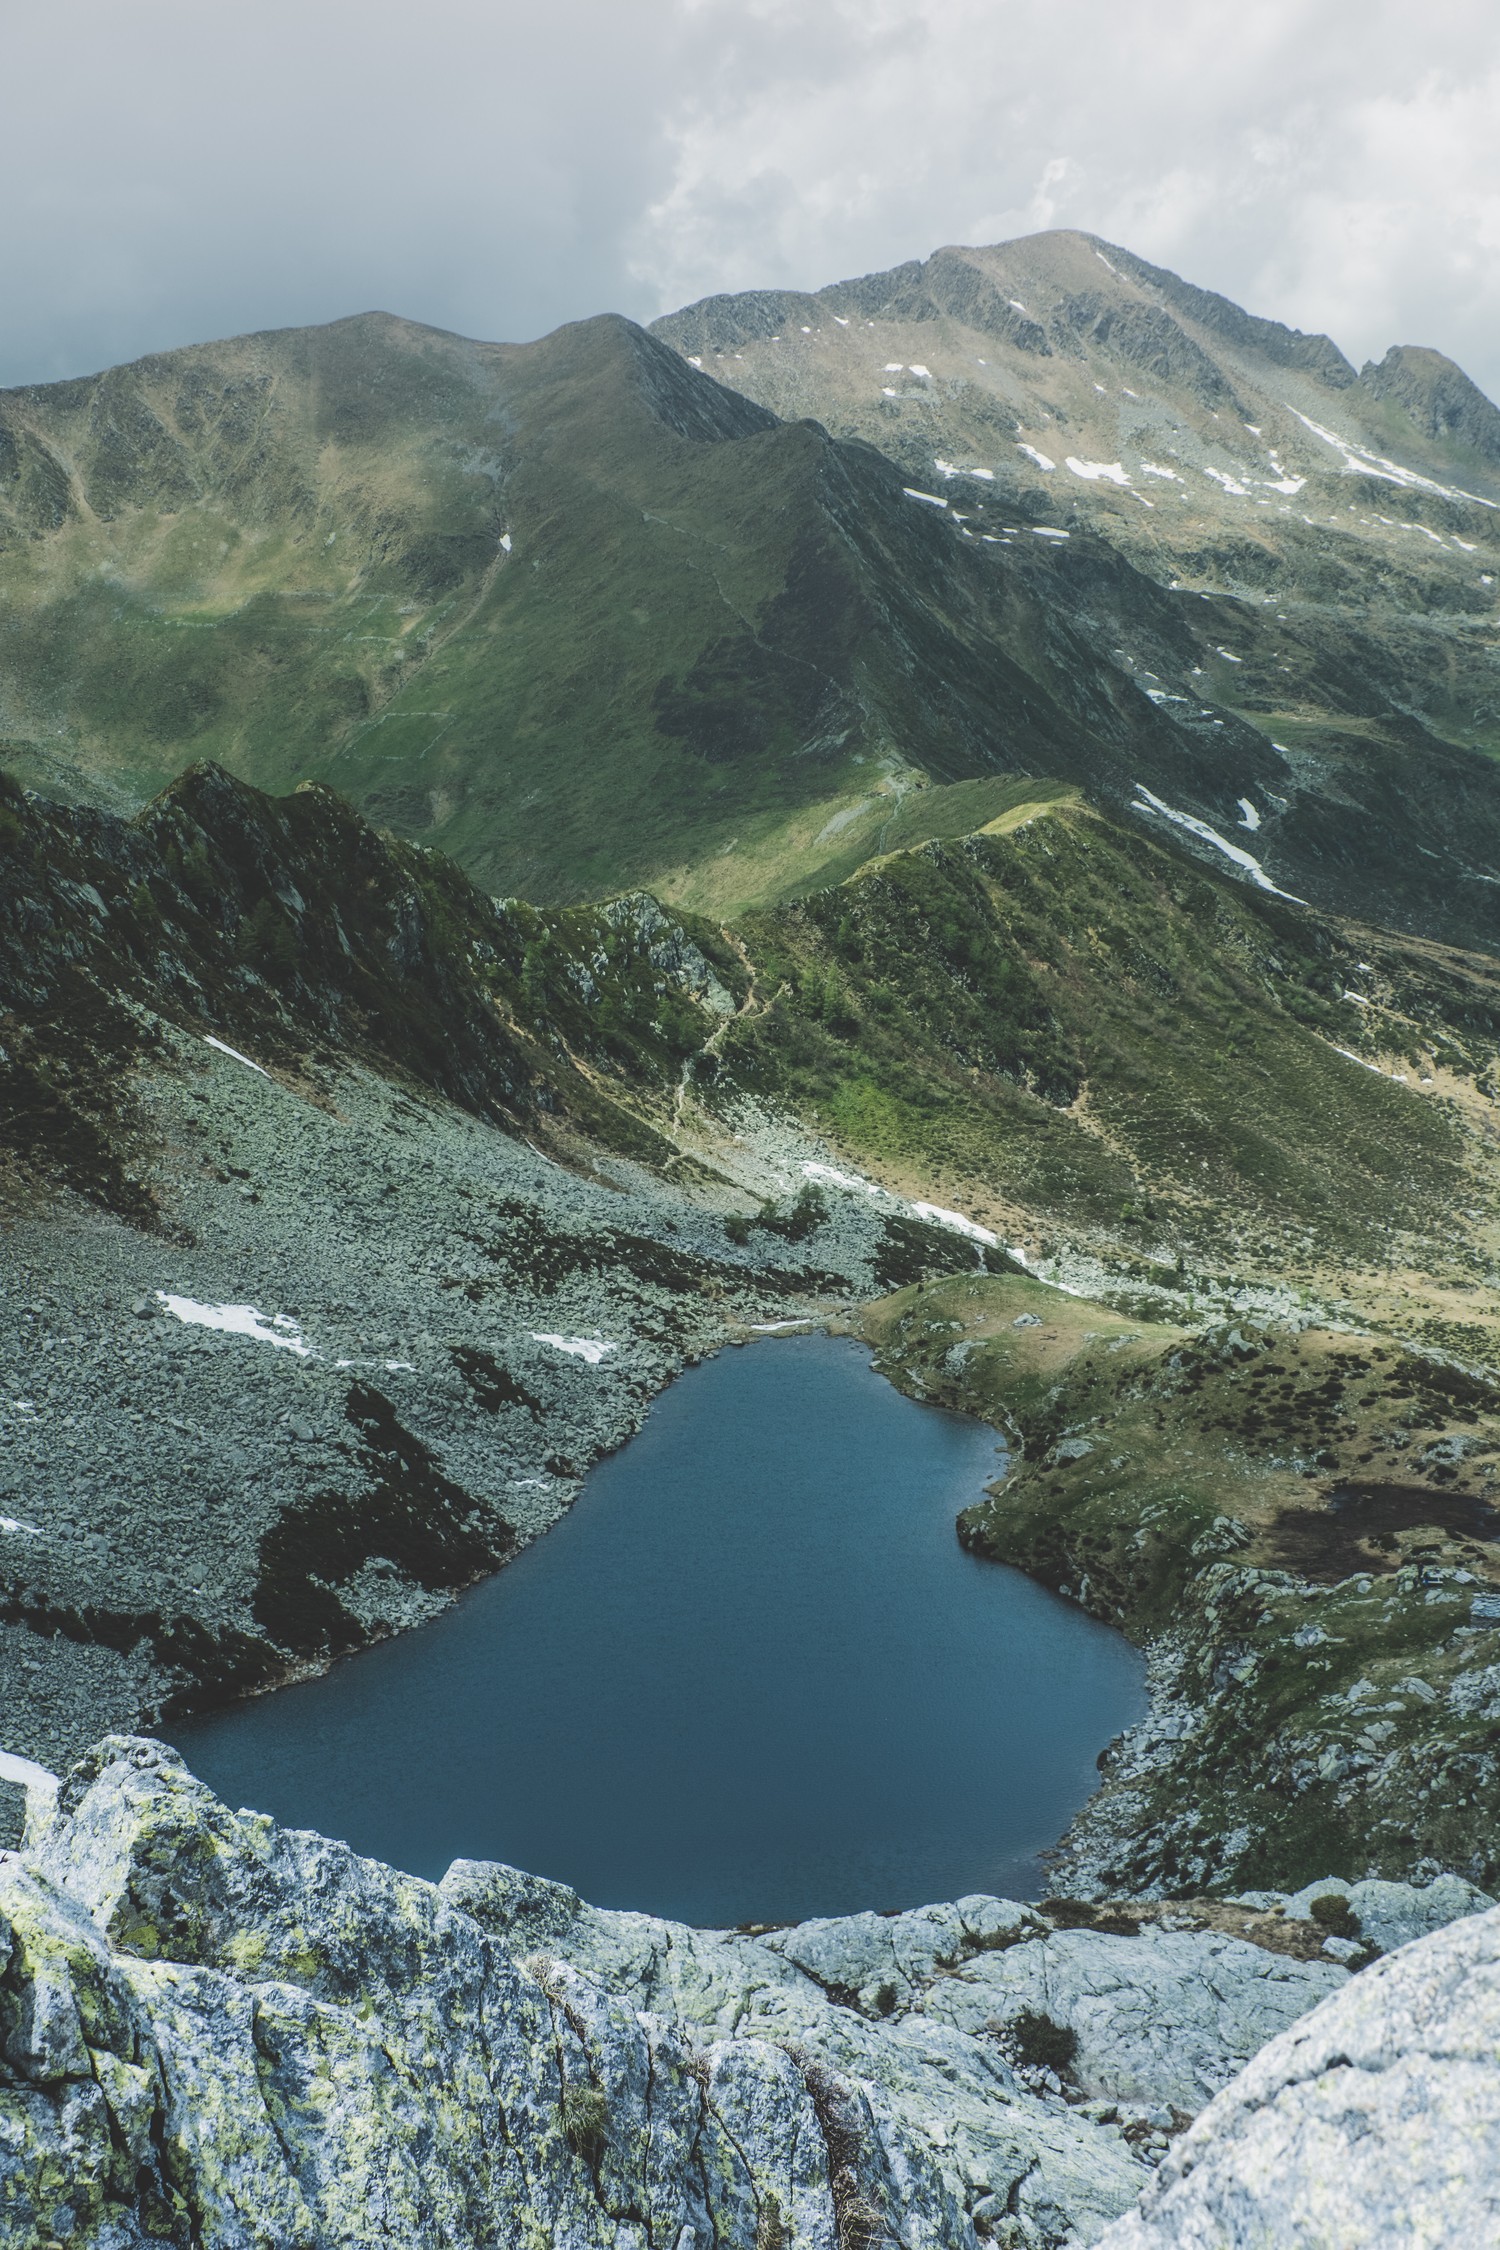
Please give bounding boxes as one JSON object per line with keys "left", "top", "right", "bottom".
{"left": 653, "top": 227, "right": 1500, "bottom": 944}
{"left": 3, "top": 239, "right": 1500, "bottom": 948}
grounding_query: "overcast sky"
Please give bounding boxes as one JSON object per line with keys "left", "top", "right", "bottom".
{"left": 6, "top": 0, "right": 1499, "bottom": 397}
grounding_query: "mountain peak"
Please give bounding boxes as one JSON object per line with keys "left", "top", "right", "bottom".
{"left": 1357, "top": 342, "right": 1500, "bottom": 463}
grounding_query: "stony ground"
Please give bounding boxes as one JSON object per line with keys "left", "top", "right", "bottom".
{"left": 0, "top": 1018, "right": 951, "bottom": 1768}
{"left": 7, "top": 759, "right": 1500, "bottom": 1922}
{"left": 1, "top": 1738, "right": 1490, "bottom": 2250}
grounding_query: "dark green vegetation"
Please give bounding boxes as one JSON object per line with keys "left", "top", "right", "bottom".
{"left": 7, "top": 765, "right": 1500, "bottom": 1325}
{"left": 252, "top": 1382, "right": 514, "bottom": 1659}
{"left": 0, "top": 757, "right": 749, "bottom": 1225}
{"left": 864, "top": 1271, "right": 1500, "bottom": 1894}
{"left": 655, "top": 228, "right": 1500, "bottom": 947}
{"left": 1005, "top": 2009, "right": 1080, "bottom": 2078}
{"left": 4, "top": 730, "right": 1500, "bottom": 1908}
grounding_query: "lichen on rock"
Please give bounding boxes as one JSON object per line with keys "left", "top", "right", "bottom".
{"left": 3, "top": 1737, "right": 1496, "bottom": 2249}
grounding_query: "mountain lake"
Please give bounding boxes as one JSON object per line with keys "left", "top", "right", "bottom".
{"left": 170, "top": 1332, "right": 1146, "bottom": 1925}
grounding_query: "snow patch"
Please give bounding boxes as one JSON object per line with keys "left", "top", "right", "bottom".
{"left": 1330, "top": 1045, "right": 1387, "bottom": 1076}
{"left": 908, "top": 364, "right": 932, "bottom": 379}
{"left": 1236, "top": 798, "right": 1261, "bottom": 831}
{"left": 1017, "top": 444, "right": 1056, "bottom": 472}
{"left": 903, "top": 488, "right": 948, "bottom": 507}
{"left": 1031, "top": 526, "right": 1070, "bottom": 539}
{"left": 1293, "top": 412, "right": 1498, "bottom": 509}
{"left": 531, "top": 1333, "right": 616, "bottom": 1365}
{"left": 203, "top": 1035, "right": 269, "bottom": 1078}
{"left": 911, "top": 1203, "right": 999, "bottom": 1247}
{"left": 1202, "top": 467, "right": 1249, "bottom": 497}
{"left": 1139, "top": 462, "right": 1182, "bottom": 482}
{"left": 500, "top": 533, "right": 512, "bottom": 553}
{"left": 1132, "top": 786, "right": 1304, "bottom": 900}
{"left": 802, "top": 1161, "right": 885, "bottom": 1197}
{"left": 0, "top": 1750, "right": 58, "bottom": 1792}
{"left": 0, "top": 1516, "right": 43, "bottom": 1538}
{"left": 156, "top": 1294, "right": 314, "bottom": 1355}
{"left": 1066, "top": 458, "right": 1130, "bottom": 486}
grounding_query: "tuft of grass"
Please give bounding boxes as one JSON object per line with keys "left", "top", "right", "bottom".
{"left": 1005, "top": 2008, "right": 1079, "bottom": 2077}
{"left": 560, "top": 2083, "right": 609, "bottom": 2168}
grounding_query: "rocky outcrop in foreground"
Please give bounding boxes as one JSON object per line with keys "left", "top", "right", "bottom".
{"left": 1097, "top": 1897, "right": 1500, "bottom": 2247}
{"left": 1, "top": 1741, "right": 1495, "bottom": 2248}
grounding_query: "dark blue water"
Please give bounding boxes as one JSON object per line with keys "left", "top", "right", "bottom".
{"left": 171, "top": 1335, "right": 1144, "bottom": 1925}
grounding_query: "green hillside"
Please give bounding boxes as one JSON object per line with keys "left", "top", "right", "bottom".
{"left": 7, "top": 297, "right": 1500, "bottom": 949}
{"left": 0, "top": 310, "right": 1229, "bottom": 910}
{"left": 8, "top": 761, "right": 1498, "bottom": 1339}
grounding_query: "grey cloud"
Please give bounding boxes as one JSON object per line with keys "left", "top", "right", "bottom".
{"left": 4, "top": 0, "right": 1499, "bottom": 400}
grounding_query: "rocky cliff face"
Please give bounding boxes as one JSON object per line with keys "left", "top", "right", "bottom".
{"left": 0, "top": 1740, "right": 1492, "bottom": 2249}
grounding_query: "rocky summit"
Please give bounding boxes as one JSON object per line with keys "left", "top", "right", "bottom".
{"left": 6, "top": 230, "right": 1500, "bottom": 2245}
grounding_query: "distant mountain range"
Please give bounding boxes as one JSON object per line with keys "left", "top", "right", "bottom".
{"left": 3, "top": 230, "right": 1499, "bottom": 944}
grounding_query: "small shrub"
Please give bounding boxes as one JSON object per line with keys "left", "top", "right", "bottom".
{"left": 756, "top": 1183, "right": 829, "bottom": 1242}
{"left": 561, "top": 2082, "right": 609, "bottom": 2168}
{"left": 872, "top": 1980, "right": 899, "bottom": 2017}
{"left": 724, "top": 1212, "right": 752, "bottom": 1246}
{"left": 236, "top": 894, "right": 298, "bottom": 979}
{"left": 1309, "top": 1892, "right": 1362, "bottom": 1940}
{"left": 130, "top": 879, "right": 162, "bottom": 931}
{"left": 1007, "top": 2008, "right": 1078, "bottom": 2076}
{"left": 963, "top": 1925, "right": 1027, "bottom": 1955}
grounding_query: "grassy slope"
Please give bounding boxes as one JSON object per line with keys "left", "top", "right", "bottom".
{"left": 652, "top": 229, "right": 1500, "bottom": 943}
{"left": 715, "top": 797, "right": 1500, "bottom": 1310}
{"left": 9, "top": 761, "right": 1500, "bottom": 1891}
{"left": 11, "top": 301, "right": 1500, "bottom": 952}
{"left": 15, "top": 761, "right": 1497, "bottom": 1328}
{"left": 862, "top": 1269, "right": 1500, "bottom": 1893}
{"left": 0, "top": 310, "right": 1237, "bottom": 915}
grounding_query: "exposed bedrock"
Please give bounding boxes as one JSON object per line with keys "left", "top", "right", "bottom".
{"left": 1097, "top": 1897, "right": 1500, "bottom": 2248}
{"left": 0, "top": 1740, "right": 1495, "bottom": 2249}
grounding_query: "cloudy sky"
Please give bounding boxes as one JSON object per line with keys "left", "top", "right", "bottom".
{"left": 6, "top": 0, "right": 1499, "bottom": 396}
